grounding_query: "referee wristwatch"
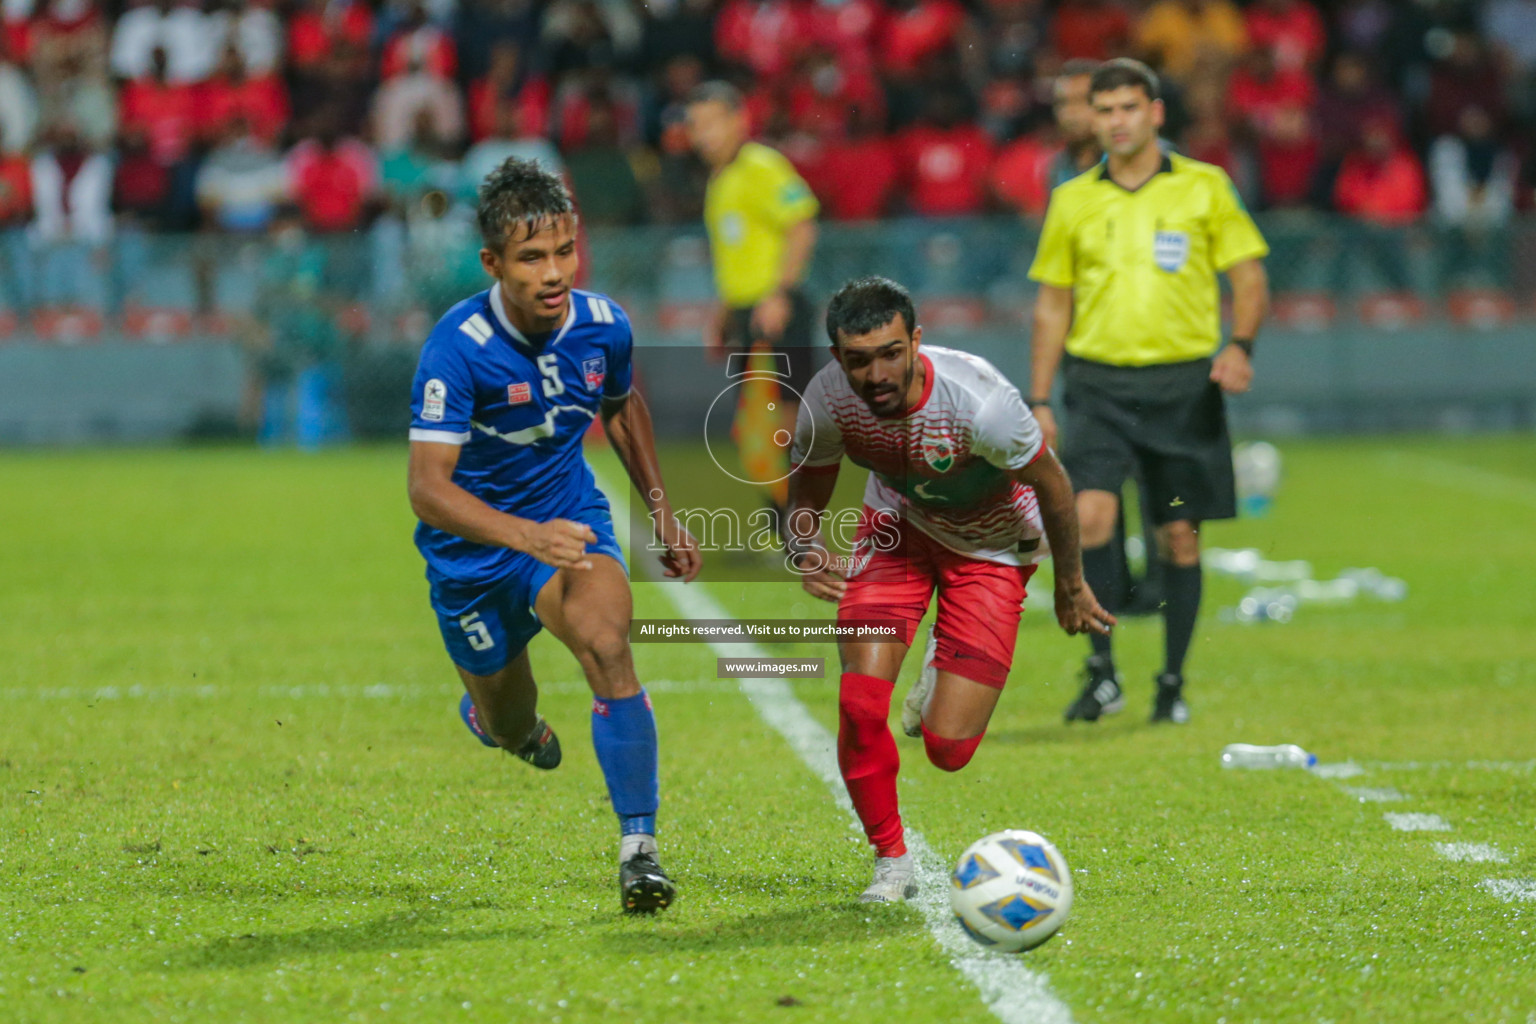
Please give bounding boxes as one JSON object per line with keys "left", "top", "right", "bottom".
{"left": 1229, "top": 336, "right": 1255, "bottom": 357}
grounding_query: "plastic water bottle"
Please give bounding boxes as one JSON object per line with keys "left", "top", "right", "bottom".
{"left": 1220, "top": 743, "right": 1317, "bottom": 769}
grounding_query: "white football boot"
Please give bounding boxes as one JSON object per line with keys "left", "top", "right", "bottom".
{"left": 900, "top": 626, "right": 938, "bottom": 738}
{"left": 859, "top": 852, "right": 919, "bottom": 903}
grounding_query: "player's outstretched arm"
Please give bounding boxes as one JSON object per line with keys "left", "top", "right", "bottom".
{"left": 408, "top": 440, "right": 597, "bottom": 570}
{"left": 784, "top": 466, "right": 845, "bottom": 603}
{"left": 1012, "top": 450, "right": 1115, "bottom": 637}
{"left": 600, "top": 391, "right": 701, "bottom": 582}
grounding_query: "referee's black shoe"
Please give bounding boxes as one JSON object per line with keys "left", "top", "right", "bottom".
{"left": 1150, "top": 673, "right": 1190, "bottom": 725}
{"left": 620, "top": 852, "right": 676, "bottom": 914}
{"left": 1064, "top": 655, "right": 1125, "bottom": 723}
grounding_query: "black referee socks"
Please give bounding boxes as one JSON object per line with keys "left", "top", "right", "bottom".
{"left": 1081, "top": 544, "right": 1119, "bottom": 659}
{"left": 1162, "top": 562, "right": 1203, "bottom": 677}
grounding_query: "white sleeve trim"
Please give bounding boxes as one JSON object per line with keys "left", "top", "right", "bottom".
{"left": 409, "top": 428, "right": 471, "bottom": 445}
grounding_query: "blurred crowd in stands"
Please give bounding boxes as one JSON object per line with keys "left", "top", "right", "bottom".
{"left": 0, "top": 0, "right": 1532, "bottom": 245}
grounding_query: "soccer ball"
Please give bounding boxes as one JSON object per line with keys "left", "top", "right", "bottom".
{"left": 950, "top": 830, "right": 1073, "bottom": 952}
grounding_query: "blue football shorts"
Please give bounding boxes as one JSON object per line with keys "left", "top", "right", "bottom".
{"left": 428, "top": 507, "right": 626, "bottom": 677}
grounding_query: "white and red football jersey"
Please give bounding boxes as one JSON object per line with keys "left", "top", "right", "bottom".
{"left": 792, "top": 345, "right": 1048, "bottom": 566}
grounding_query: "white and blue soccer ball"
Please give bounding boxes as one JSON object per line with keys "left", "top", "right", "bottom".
{"left": 950, "top": 829, "right": 1074, "bottom": 952}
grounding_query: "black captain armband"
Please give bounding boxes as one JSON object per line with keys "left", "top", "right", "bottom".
{"left": 1230, "top": 337, "right": 1256, "bottom": 357}
{"left": 1026, "top": 398, "right": 1053, "bottom": 411}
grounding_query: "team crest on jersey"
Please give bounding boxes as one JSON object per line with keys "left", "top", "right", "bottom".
{"left": 922, "top": 437, "right": 955, "bottom": 473}
{"left": 507, "top": 381, "right": 532, "bottom": 405}
{"left": 583, "top": 356, "right": 606, "bottom": 391}
{"left": 1154, "top": 230, "right": 1190, "bottom": 272}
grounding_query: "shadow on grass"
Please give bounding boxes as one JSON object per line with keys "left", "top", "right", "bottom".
{"left": 164, "top": 875, "right": 914, "bottom": 970}
{"left": 986, "top": 720, "right": 1147, "bottom": 747}
{"left": 163, "top": 909, "right": 555, "bottom": 971}
{"left": 592, "top": 894, "right": 918, "bottom": 954}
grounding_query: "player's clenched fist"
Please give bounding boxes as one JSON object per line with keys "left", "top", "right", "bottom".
{"left": 655, "top": 515, "right": 702, "bottom": 582}
{"left": 524, "top": 519, "right": 599, "bottom": 570}
{"left": 1054, "top": 579, "right": 1116, "bottom": 637}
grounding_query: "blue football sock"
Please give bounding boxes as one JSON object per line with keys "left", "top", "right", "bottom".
{"left": 591, "top": 690, "right": 659, "bottom": 837}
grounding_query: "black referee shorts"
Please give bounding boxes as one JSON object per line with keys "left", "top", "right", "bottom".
{"left": 722, "top": 288, "right": 821, "bottom": 399}
{"left": 1059, "top": 354, "right": 1236, "bottom": 525}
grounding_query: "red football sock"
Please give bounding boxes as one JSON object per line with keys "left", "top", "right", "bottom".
{"left": 837, "top": 672, "right": 905, "bottom": 858}
{"left": 921, "top": 722, "right": 985, "bottom": 772}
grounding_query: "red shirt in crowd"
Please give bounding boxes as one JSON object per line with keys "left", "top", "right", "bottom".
{"left": 114, "top": 145, "right": 170, "bottom": 213}
{"left": 0, "top": 152, "right": 31, "bottom": 225}
{"left": 121, "top": 77, "right": 200, "bottom": 165}
{"left": 1333, "top": 146, "right": 1427, "bottom": 225}
{"left": 201, "top": 74, "right": 290, "bottom": 145}
{"left": 1256, "top": 116, "right": 1317, "bottom": 206}
{"left": 468, "top": 75, "right": 551, "bottom": 142}
{"left": 380, "top": 25, "right": 457, "bottom": 79}
{"left": 899, "top": 121, "right": 993, "bottom": 216}
{"left": 714, "top": 0, "right": 813, "bottom": 80}
{"left": 1051, "top": 0, "right": 1131, "bottom": 60}
{"left": 989, "top": 132, "right": 1059, "bottom": 217}
{"left": 288, "top": 0, "right": 373, "bottom": 69}
{"left": 1228, "top": 66, "right": 1315, "bottom": 127}
{"left": 809, "top": 0, "right": 886, "bottom": 70}
{"left": 881, "top": 0, "right": 966, "bottom": 76}
{"left": 288, "top": 138, "right": 377, "bottom": 232}
{"left": 820, "top": 134, "right": 900, "bottom": 220}
{"left": 783, "top": 66, "right": 885, "bottom": 136}
{"left": 1245, "top": 0, "right": 1326, "bottom": 70}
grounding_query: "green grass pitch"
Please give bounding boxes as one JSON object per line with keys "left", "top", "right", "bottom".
{"left": 2, "top": 436, "right": 1534, "bottom": 1024}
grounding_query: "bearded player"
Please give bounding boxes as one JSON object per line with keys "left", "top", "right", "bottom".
{"left": 785, "top": 276, "right": 1114, "bottom": 903}
{"left": 407, "top": 159, "right": 700, "bottom": 913}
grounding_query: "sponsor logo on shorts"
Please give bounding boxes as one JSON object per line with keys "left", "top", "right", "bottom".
{"left": 1154, "top": 230, "right": 1190, "bottom": 273}
{"left": 507, "top": 381, "right": 532, "bottom": 405}
{"left": 591, "top": 698, "right": 610, "bottom": 717}
{"left": 422, "top": 379, "right": 446, "bottom": 421}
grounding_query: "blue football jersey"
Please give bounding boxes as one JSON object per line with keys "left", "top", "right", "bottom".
{"left": 409, "top": 284, "right": 635, "bottom": 584}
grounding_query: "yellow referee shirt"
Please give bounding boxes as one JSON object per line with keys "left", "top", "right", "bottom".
{"left": 1029, "top": 153, "right": 1269, "bottom": 366}
{"left": 704, "top": 142, "right": 819, "bottom": 309}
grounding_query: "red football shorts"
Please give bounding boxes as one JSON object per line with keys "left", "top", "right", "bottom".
{"left": 836, "top": 508, "right": 1036, "bottom": 688}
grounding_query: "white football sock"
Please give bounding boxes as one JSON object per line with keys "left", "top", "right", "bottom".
{"left": 620, "top": 833, "right": 657, "bottom": 862}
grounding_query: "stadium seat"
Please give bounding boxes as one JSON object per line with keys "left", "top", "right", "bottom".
{"left": 122, "top": 307, "right": 197, "bottom": 344}
{"left": 1270, "top": 293, "right": 1338, "bottom": 333}
{"left": 336, "top": 306, "right": 373, "bottom": 336}
{"left": 657, "top": 301, "right": 714, "bottom": 333}
{"left": 395, "top": 309, "right": 432, "bottom": 343}
{"left": 1356, "top": 293, "right": 1427, "bottom": 331}
{"left": 1444, "top": 289, "right": 1517, "bottom": 330}
{"left": 31, "top": 308, "right": 106, "bottom": 344}
{"left": 918, "top": 296, "right": 988, "bottom": 329}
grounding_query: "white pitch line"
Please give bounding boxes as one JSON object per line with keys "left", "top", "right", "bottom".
{"left": 1383, "top": 813, "right": 1453, "bottom": 832}
{"left": 1381, "top": 452, "right": 1536, "bottom": 509}
{"left": 1434, "top": 842, "right": 1510, "bottom": 864}
{"left": 1340, "top": 786, "right": 1406, "bottom": 803}
{"left": 1310, "top": 762, "right": 1366, "bottom": 779}
{"left": 1366, "top": 760, "right": 1536, "bottom": 774}
{"left": 1481, "top": 880, "right": 1536, "bottom": 903}
{"left": 0, "top": 679, "right": 726, "bottom": 702}
{"left": 649, "top": 575, "right": 1074, "bottom": 1024}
